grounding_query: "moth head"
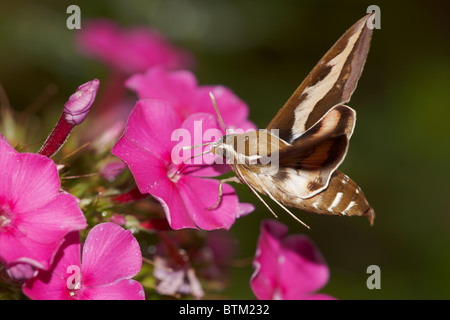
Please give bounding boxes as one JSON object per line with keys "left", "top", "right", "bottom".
{"left": 211, "top": 131, "right": 277, "bottom": 164}
{"left": 210, "top": 136, "right": 233, "bottom": 161}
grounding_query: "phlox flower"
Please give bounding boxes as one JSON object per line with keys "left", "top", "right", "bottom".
{"left": 112, "top": 99, "right": 252, "bottom": 230}
{"left": 126, "top": 66, "right": 257, "bottom": 130}
{"left": 76, "top": 19, "right": 193, "bottom": 74}
{"left": 250, "top": 220, "right": 336, "bottom": 300}
{"left": 0, "top": 135, "right": 87, "bottom": 278}
{"left": 23, "top": 223, "right": 144, "bottom": 300}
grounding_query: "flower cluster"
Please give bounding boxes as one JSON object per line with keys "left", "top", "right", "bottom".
{"left": 0, "top": 19, "right": 334, "bottom": 300}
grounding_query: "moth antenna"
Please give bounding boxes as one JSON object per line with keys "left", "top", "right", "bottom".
{"left": 246, "top": 183, "right": 279, "bottom": 219}
{"left": 176, "top": 149, "right": 213, "bottom": 174}
{"left": 187, "top": 150, "right": 212, "bottom": 161}
{"left": 266, "top": 192, "right": 311, "bottom": 229}
{"left": 179, "top": 150, "right": 213, "bottom": 168}
{"left": 209, "top": 92, "right": 227, "bottom": 133}
{"left": 182, "top": 142, "right": 214, "bottom": 150}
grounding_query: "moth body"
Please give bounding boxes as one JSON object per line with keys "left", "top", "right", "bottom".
{"left": 212, "top": 130, "right": 289, "bottom": 170}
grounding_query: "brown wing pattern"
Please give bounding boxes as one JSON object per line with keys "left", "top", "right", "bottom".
{"left": 266, "top": 14, "right": 373, "bottom": 143}
{"left": 259, "top": 105, "right": 355, "bottom": 198}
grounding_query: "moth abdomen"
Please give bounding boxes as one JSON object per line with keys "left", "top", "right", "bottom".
{"left": 279, "top": 170, "right": 375, "bottom": 225}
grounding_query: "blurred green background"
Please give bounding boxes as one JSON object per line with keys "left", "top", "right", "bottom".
{"left": 1, "top": 0, "right": 449, "bottom": 299}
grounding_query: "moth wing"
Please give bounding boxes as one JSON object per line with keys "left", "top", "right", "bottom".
{"left": 266, "top": 13, "right": 373, "bottom": 143}
{"left": 263, "top": 104, "right": 356, "bottom": 199}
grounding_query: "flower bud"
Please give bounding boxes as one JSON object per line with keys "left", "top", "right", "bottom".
{"left": 63, "top": 79, "right": 100, "bottom": 125}
{"left": 39, "top": 79, "right": 100, "bottom": 157}
{"left": 7, "top": 263, "right": 37, "bottom": 282}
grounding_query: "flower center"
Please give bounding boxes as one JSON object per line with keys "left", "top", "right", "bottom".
{"left": 68, "top": 282, "right": 82, "bottom": 298}
{"left": 0, "top": 204, "right": 12, "bottom": 229}
{"left": 167, "top": 164, "right": 182, "bottom": 183}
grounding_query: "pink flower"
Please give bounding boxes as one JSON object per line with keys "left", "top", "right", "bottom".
{"left": 23, "top": 223, "right": 144, "bottom": 300}
{"left": 126, "top": 67, "right": 257, "bottom": 130}
{"left": 250, "top": 220, "right": 336, "bottom": 300}
{"left": 76, "top": 19, "right": 193, "bottom": 74}
{"left": 0, "top": 135, "right": 87, "bottom": 277}
{"left": 112, "top": 99, "right": 247, "bottom": 230}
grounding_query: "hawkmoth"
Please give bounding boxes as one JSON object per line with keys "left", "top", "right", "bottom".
{"left": 207, "top": 14, "right": 375, "bottom": 228}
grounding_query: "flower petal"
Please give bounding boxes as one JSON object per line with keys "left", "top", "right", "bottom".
{"left": 77, "top": 279, "right": 145, "bottom": 300}
{"left": 113, "top": 135, "right": 169, "bottom": 194}
{"left": 113, "top": 99, "right": 183, "bottom": 163}
{"left": 23, "top": 232, "right": 81, "bottom": 300}
{"left": 126, "top": 67, "right": 256, "bottom": 130}
{"left": 1, "top": 193, "right": 85, "bottom": 270}
{"left": 126, "top": 67, "right": 198, "bottom": 118}
{"left": 0, "top": 139, "right": 60, "bottom": 213}
{"left": 18, "top": 194, "right": 86, "bottom": 245}
{"left": 250, "top": 220, "right": 288, "bottom": 300}
{"left": 279, "top": 235, "right": 330, "bottom": 299}
{"left": 178, "top": 176, "right": 238, "bottom": 230}
{"left": 23, "top": 270, "right": 71, "bottom": 300}
{"left": 151, "top": 179, "right": 197, "bottom": 230}
{"left": 81, "top": 223, "right": 142, "bottom": 287}
{"left": 236, "top": 202, "right": 256, "bottom": 218}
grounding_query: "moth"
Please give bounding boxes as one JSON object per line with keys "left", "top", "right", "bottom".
{"left": 200, "top": 14, "right": 375, "bottom": 228}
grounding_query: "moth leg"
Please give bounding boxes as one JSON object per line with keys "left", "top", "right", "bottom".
{"left": 207, "top": 176, "right": 241, "bottom": 210}
{"left": 245, "top": 183, "right": 279, "bottom": 220}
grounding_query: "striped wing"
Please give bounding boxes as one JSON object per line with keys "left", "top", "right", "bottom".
{"left": 266, "top": 13, "right": 373, "bottom": 143}
{"left": 261, "top": 104, "right": 356, "bottom": 199}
